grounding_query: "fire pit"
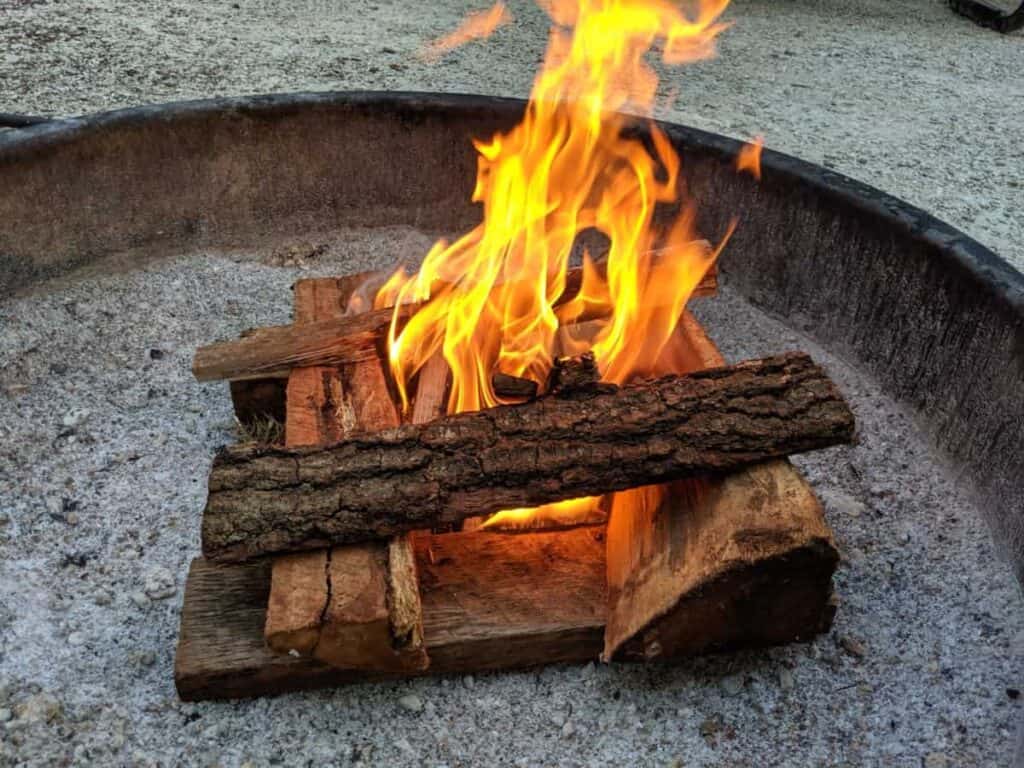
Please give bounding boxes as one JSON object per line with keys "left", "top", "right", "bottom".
{"left": 1, "top": 91, "right": 1022, "bottom": 763}
{"left": 3, "top": 88, "right": 1021, "bottom": 555}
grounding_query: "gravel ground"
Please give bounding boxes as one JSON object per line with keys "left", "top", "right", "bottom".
{"left": 1, "top": 0, "right": 1023, "bottom": 766}
{"left": 1, "top": 233, "right": 1022, "bottom": 767}
{"left": 0, "top": 0, "right": 1022, "bottom": 273}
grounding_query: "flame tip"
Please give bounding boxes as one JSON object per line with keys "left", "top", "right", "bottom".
{"left": 383, "top": 0, "right": 734, "bottom": 528}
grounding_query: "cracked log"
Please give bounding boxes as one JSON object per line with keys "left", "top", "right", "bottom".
{"left": 263, "top": 277, "right": 428, "bottom": 673}
{"left": 201, "top": 351, "right": 856, "bottom": 562}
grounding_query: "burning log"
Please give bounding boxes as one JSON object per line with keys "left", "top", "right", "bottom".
{"left": 603, "top": 314, "right": 838, "bottom": 660}
{"left": 193, "top": 253, "right": 718, "bottom": 385}
{"left": 174, "top": 310, "right": 841, "bottom": 701}
{"left": 201, "top": 351, "right": 855, "bottom": 562}
{"left": 263, "top": 277, "right": 429, "bottom": 673}
{"left": 491, "top": 371, "right": 539, "bottom": 401}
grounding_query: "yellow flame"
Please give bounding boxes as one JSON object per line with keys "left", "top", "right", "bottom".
{"left": 482, "top": 495, "right": 605, "bottom": 531}
{"left": 736, "top": 136, "right": 764, "bottom": 180}
{"left": 422, "top": 2, "right": 513, "bottom": 61}
{"left": 381, "top": 0, "right": 735, "bottom": 528}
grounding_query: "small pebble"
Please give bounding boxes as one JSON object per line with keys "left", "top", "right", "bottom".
{"left": 398, "top": 694, "right": 423, "bottom": 713}
{"left": 61, "top": 409, "right": 91, "bottom": 429}
{"left": 130, "top": 591, "right": 150, "bottom": 608}
{"left": 14, "top": 693, "right": 62, "bottom": 724}
{"left": 143, "top": 566, "right": 177, "bottom": 600}
{"left": 67, "top": 632, "right": 85, "bottom": 647}
{"left": 721, "top": 674, "right": 744, "bottom": 696}
{"left": 560, "top": 721, "right": 575, "bottom": 739}
{"left": 779, "top": 668, "right": 795, "bottom": 691}
{"left": 840, "top": 637, "right": 867, "bottom": 659}
{"left": 463, "top": 675, "right": 475, "bottom": 690}
{"left": 924, "top": 753, "right": 948, "bottom": 768}
{"left": 0, "top": 708, "right": 10, "bottom": 723}
{"left": 699, "top": 715, "right": 723, "bottom": 739}
{"left": 818, "top": 489, "right": 866, "bottom": 518}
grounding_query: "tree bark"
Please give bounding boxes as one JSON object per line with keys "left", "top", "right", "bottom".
{"left": 201, "top": 352, "right": 855, "bottom": 562}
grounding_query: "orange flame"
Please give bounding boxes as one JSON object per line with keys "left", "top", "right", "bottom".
{"left": 736, "top": 136, "right": 764, "bottom": 180}
{"left": 380, "top": 0, "right": 735, "bottom": 528}
{"left": 422, "top": 2, "right": 513, "bottom": 61}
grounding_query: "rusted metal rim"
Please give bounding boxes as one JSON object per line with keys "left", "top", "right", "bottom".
{"left": 1, "top": 90, "right": 1019, "bottom": 310}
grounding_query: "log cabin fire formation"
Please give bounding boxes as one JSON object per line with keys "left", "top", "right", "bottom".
{"left": 176, "top": 0, "right": 858, "bottom": 698}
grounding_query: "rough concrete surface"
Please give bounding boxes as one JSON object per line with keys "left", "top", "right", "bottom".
{"left": 1, "top": 1, "right": 1023, "bottom": 766}
{"left": 1, "top": 231, "right": 1022, "bottom": 767}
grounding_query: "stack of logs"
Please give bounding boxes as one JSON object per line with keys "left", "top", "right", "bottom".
{"left": 174, "top": 261, "right": 853, "bottom": 701}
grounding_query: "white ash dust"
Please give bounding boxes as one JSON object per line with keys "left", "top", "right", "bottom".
{"left": 0, "top": 232, "right": 1021, "bottom": 767}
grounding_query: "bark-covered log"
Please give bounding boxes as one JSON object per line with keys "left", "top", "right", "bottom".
{"left": 201, "top": 352, "right": 855, "bottom": 562}
{"left": 603, "top": 313, "right": 838, "bottom": 660}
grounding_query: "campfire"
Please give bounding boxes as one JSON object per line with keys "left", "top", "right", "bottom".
{"left": 176, "top": 0, "right": 855, "bottom": 698}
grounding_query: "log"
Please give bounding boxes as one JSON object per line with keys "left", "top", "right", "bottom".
{"left": 293, "top": 271, "right": 380, "bottom": 325}
{"left": 195, "top": 255, "right": 717, "bottom": 384}
{"left": 266, "top": 364, "right": 429, "bottom": 671}
{"left": 194, "top": 306, "right": 402, "bottom": 383}
{"left": 603, "top": 312, "right": 839, "bottom": 660}
{"left": 174, "top": 527, "right": 607, "bottom": 700}
{"left": 201, "top": 352, "right": 855, "bottom": 562}
{"left": 263, "top": 277, "right": 428, "bottom": 672}
{"left": 173, "top": 315, "right": 838, "bottom": 701}
{"left": 311, "top": 541, "right": 412, "bottom": 672}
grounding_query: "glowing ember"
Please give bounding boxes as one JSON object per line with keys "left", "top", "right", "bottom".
{"left": 379, "top": 0, "right": 740, "bottom": 528}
